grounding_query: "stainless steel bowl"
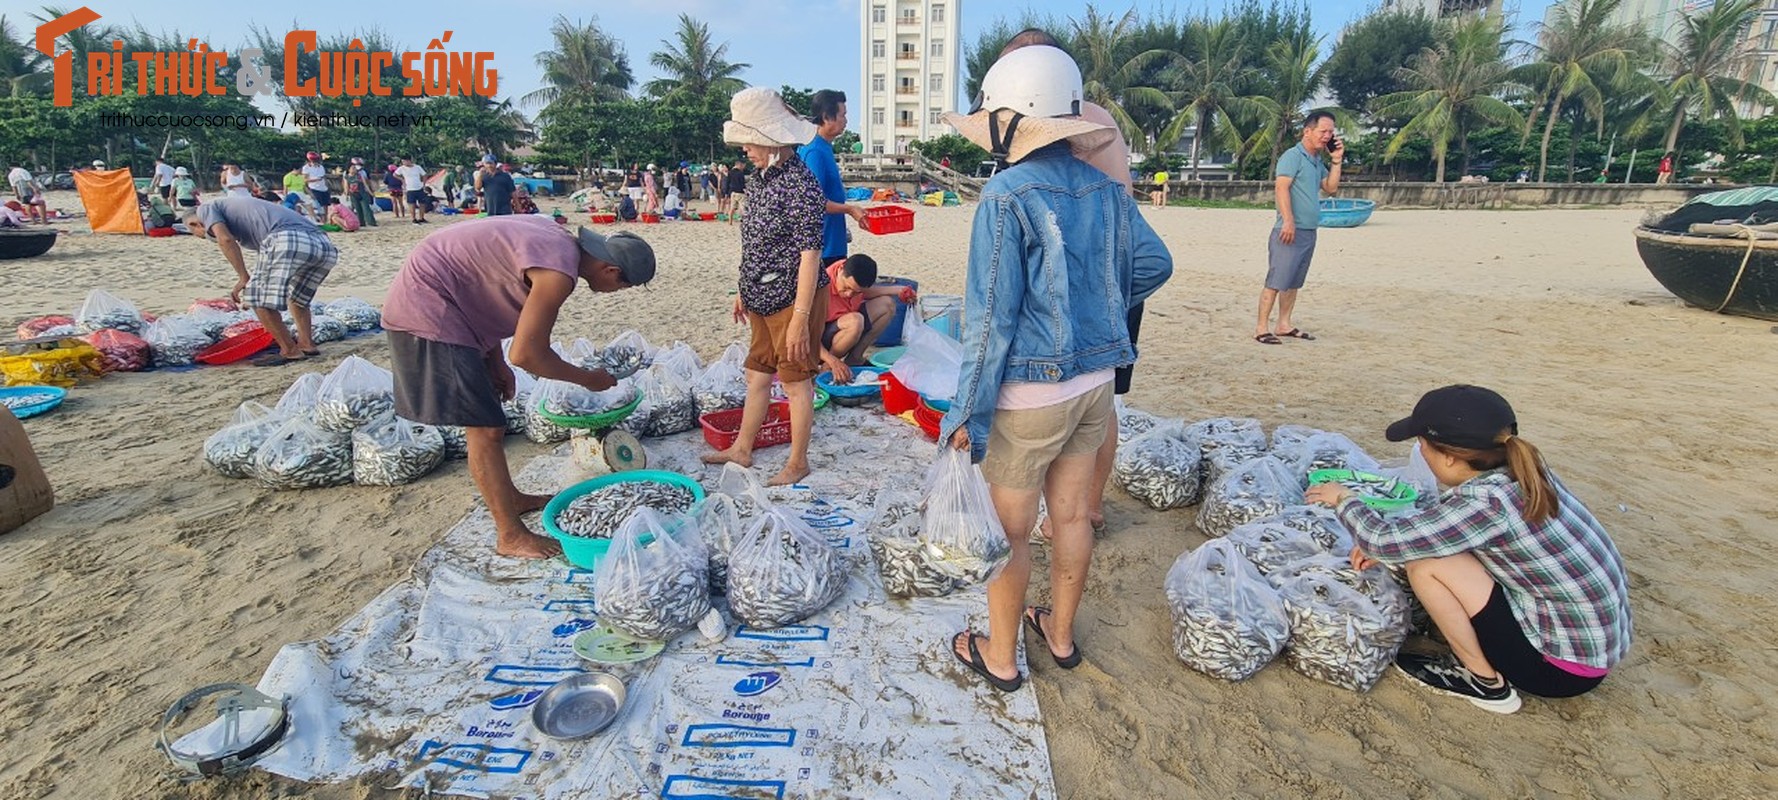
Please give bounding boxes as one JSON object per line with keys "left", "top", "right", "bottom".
{"left": 531, "top": 672, "right": 627, "bottom": 740}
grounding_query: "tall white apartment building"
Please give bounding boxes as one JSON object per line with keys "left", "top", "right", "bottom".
{"left": 1378, "top": 0, "right": 1506, "bottom": 19}
{"left": 859, "top": 0, "right": 962, "bottom": 155}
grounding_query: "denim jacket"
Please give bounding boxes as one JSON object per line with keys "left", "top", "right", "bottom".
{"left": 939, "top": 145, "right": 1173, "bottom": 462}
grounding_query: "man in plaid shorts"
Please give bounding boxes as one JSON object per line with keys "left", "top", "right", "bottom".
{"left": 186, "top": 197, "right": 339, "bottom": 366}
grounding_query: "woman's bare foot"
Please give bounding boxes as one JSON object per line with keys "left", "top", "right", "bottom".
{"left": 495, "top": 528, "right": 562, "bottom": 560}
{"left": 767, "top": 462, "right": 809, "bottom": 487}
{"left": 515, "top": 493, "right": 552, "bottom": 515}
{"left": 701, "top": 447, "right": 752, "bottom": 467}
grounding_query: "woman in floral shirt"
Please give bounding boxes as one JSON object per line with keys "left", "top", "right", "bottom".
{"left": 702, "top": 88, "right": 830, "bottom": 487}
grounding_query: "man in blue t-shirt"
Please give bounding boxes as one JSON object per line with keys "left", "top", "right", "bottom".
{"left": 798, "top": 90, "right": 869, "bottom": 262}
{"left": 1254, "top": 109, "right": 1343, "bottom": 345}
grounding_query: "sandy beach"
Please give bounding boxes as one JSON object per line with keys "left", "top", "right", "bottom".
{"left": 3, "top": 192, "right": 1776, "bottom": 799}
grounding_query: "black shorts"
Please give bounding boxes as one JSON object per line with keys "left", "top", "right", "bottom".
{"left": 387, "top": 330, "right": 506, "bottom": 428}
{"left": 1471, "top": 584, "right": 1606, "bottom": 698}
{"left": 309, "top": 189, "right": 331, "bottom": 208}
{"left": 177, "top": 198, "right": 198, "bottom": 208}
{"left": 158, "top": 185, "right": 172, "bottom": 200}
{"left": 1113, "top": 301, "right": 1145, "bottom": 395}
{"left": 405, "top": 189, "right": 426, "bottom": 205}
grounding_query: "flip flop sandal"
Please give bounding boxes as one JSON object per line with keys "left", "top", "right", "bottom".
{"left": 1279, "top": 329, "right": 1316, "bottom": 341}
{"left": 1254, "top": 333, "right": 1283, "bottom": 345}
{"left": 301, "top": 349, "right": 321, "bottom": 356}
{"left": 251, "top": 353, "right": 299, "bottom": 367}
{"left": 952, "top": 631, "right": 1023, "bottom": 692}
{"left": 1022, "top": 606, "right": 1082, "bottom": 669}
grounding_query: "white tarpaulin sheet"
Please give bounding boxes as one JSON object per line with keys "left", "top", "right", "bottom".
{"left": 229, "top": 407, "right": 1055, "bottom": 799}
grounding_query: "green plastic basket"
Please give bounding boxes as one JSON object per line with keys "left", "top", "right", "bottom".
{"left": 533, "top": 392, "right": 643, "bottom": 430}
{"left": 1306, "top": 468, "right": 1419, "bottom": 511}
{"left": 867, "top": 347, "right": 905, "bottom": 370}
{"left": 542, "top": 470, "right": 706, "bottom": 569}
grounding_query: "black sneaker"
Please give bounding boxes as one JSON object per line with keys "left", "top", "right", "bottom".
{"left": 1394, "top": 652, "right": 1522, "bottom": 714}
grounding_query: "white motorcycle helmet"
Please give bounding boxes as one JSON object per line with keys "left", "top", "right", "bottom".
{"left": 965, "top": 46, "right": 1101, "bottom": 164}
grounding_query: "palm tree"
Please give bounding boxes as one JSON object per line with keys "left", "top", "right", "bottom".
{"left": 0, "top": 15, "right": 50, "bottom": 97}
{"left": 1070, "top": 5, "right": 1172, "bottom": 153}
{"left": 1372, "top": 16, "right": 1524, "bottom": 183}
{"left": 1660, "top": 0, "right": 1776, "bottom": 155}
{"left": 644, "top": 14, "right": 747, "bottom": 101}
{"left": 1514, "top": 0, "right": 1651, "bottom": 181}
{"left": 523, "top": 16, "right": 633, "bottom": 109}
{"left": 30, "top": 6, "right": 113, "bottom": 95}
{"left": 1246, "top": 30, "right": 1335, "bottom": 173}
{"left": 1156, "top": 17, "right": 1276, "bottom": 180}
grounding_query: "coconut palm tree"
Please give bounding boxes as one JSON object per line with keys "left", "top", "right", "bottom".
{"left": 644, "top": 14, "right": 747, "bottom": 101}
{"left": 1070, "top": 5, "right": 1173, "bottom": 152}
{"left": 523, "top": 16, "right": 634, "bottom": 109}
{"left": 0, "top": 15, "right": 50, "bottom": 97}
{"left": 1156, "top": 16, "right": 1276, "bottom": 180}
{"left": 29, "top": 6, "right": 113, "bottom": 96}
{"left": 1372, "top": 16, "right": 1524, "bottom": 183}
{"left": 1245, "top": 29, "right": 1338, "bottom": 173}
{"left": 1514, "top": 0, "right": 1653, "bottom": 181}
{"left": 1660, "top": 0, "right": 1776, "bottom": 155}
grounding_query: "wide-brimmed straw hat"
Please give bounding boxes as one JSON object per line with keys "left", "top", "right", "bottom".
{"left": 942, "top": 46, "right": 1115, "bottom": 165}
{"left": 723, "top": 87, "right": 817, "bottom": 148}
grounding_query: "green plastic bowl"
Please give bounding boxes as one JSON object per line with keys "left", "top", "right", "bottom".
{"left": 1306, "top": 468, "right": 1419, "bottom": 511}
{"left": 542, "top": 470, "right": 706, "bottom": 569}
{"left": 533, "top": 392, "right": 643, "bottom": 430}
{"left": 868, "top": 347, "right": 906, "bottom": 370}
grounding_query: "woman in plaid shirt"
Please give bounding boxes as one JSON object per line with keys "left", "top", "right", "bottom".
{"left": 1306, "top": 385, "right": 1631, "bottom": 714}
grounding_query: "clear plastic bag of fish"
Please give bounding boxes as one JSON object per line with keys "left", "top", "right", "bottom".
{"left": 253, "top": 415, "right": 353, "bottom": 490}
{"left": 620, "top": 359, "right": 698, "bottom": 438}
{"left": 693, "top": 358, "right": 749, "bottom": 417}
{"left": 1197, "top": 455, "right": 1304, "bottom": 537}
{"left": 203, "top": 401, "right": 287, "bottom": 479}
{"left": 76, "top": 288, "right": 144, "bottom": 334}
{"left": 717, "top": 342, "right": 747, "bottom": 368}
{"left": 655, "top": 342, "right": 703, "bottom": 380}
{"left": 1204, "top": 444, "right": 1267, "bottom": 491}
{"left": 309, "top": 314, "right": 348, "bottom": 344}
{"left": 554, "top": 481, "right": 698, "bottom": 540}
{"left": 185, "top": 307, "right": 233, "bottom": 342}
{"left": 1185, "top": 417, "right": 1266, "bottom": 457}
{"left": 143, "top": 316, "right": 212, "bottom": 368}
{"left": 1115, "top": 399, "right": 1164, "bottom": 444}
{"left": 917, "top": 449, "right": 1011, "bottom": 585}
{"left": 276, "top": 372, "right": 325, "bottom": 418}
{"left": 1276, "top": 561, "right": 1411, "bottom": 691}
{"left": 594, "top": 507, "right": 713, "bottom": 641}
{"left": 351, "top": 413, "right": 446, "bottom": 486}
{"left": 1269, "top": 424, "right": 1324, "bottom": 451}
{"left": 535, "top": 377, "right": 636, "bottom": 419}
{"left": 524, "top": 403, "right": 573, "bottom": 444}
{"left": 437, "top": 425, "right": 469, "bottom": 459}
{"left": 501, "top": 396, "right": 528, "bottom": 436}
{"left": 599, "top": 330, "right": 652, "bottom": 379}
{"left": 1114, "top": 422, "right": 1204, "bottom": 510}
{"left": 1224, "top": 520, "right": 1329, "bottom": 577}
{"left": 312, "top": 356, "right": 395, "bottom": 432}
{"left": 1164, "top": 539, "right": 1290, "bottom": 682}
{"left": 565, "top": 337, "right": 602, "bottom": 369}
{"left": 322, "top": 296, "right": 381, "bottom": 331}
{"left": 1275, "top": 432, "right": 1380, "bottom": 488}
{"left": 1251, "top": 505, "right": 1353, "bottom": 554}
{"left": 695, "top": 463, "right": 768, "bottom": 593}
{"left": 726, "top": 504, "right": 848, "bottom": 628}
{"left": 869, "top": 494, "right": 962, "bottom": 598}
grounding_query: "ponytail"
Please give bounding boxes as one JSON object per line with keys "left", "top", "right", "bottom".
{"left": 1500, "top": 434, "right": 1558, "bottom": 526}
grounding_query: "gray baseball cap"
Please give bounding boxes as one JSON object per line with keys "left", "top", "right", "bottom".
{"left": 576, "top": 227, "right": 656, "bottom": 286}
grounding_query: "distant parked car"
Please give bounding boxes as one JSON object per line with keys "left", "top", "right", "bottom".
{"left": 47, "top": 172, "right": 75, "bottom": 190}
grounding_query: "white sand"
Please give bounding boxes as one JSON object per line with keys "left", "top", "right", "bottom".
{"left": 3, "top": 192, "right": 1776, "bottom": 798}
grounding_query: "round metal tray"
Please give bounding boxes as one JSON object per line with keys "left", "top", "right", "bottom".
{"left": 532, "top": 672, "right": 627, "bottom": 740}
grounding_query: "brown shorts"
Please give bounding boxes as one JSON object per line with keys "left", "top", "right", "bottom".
{"left": 745, "top": 292, "right": 829, "bottom": 383}
{"left": 980, "top": 383, "right": 1114, "bottom": 490}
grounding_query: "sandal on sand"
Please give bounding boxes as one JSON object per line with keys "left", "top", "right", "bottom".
{"left": 952, "top": 631, "right": 1023, "bottom": 692}
{"left": 1023, "top": 606, "right": 1082, "bottom": 669}
{"left": 1278, "top": 328, "right": 1316, "bottom": 341}
{"left": 251, "top": 353, "right": 300, "bottom": 367}
{"left": 1254, "top": 333, "right": 1283, "bottom": 345}
{"left": 301, "top": 349, "right": 320, "bottom": 357}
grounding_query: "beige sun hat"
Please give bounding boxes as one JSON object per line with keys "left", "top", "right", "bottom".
{"left": 723, "top": 87, "right": 818, "bottom": 148}
{"left": 942, "top": 45, "right": 1115, "bottom": 165}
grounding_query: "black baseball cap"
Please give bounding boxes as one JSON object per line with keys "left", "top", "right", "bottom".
{"left": 576, "top": 227, "right": 656, "bottom": 286}
{"left": 1385, "top": 385, "right": 1517, "bottom": 450}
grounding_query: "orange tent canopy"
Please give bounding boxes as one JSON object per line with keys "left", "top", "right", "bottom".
{"left": 73, "top": 168, "right": 142, "bottom": 235}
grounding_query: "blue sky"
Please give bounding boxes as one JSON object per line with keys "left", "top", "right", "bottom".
{"left": 49, "top": 0, "right": 1553, "bottom": 123}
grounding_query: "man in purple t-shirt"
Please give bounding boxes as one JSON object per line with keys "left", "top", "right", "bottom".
{"left": 382, "top": 215, "right": 657, "bottom": 559}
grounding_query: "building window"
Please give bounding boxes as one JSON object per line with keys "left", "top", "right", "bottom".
{"left": 932, "top": 4, "right": 945, "bottom": 23}
{"left": 872, "top": 109, "right": 884, "bottom": 125}
{"left": 930, "top": 40, "right": 944, "bottom": 58}
{"left": 872, "top": 6, "right": 885, "bottom": 23}
{"left": 873, "top": 144, "right": 884, "bottom": 154}
{"left": 872, "top": 40, "right": 885, "bottom": 58}
{"left": 898, "top": 110, "right": 914, "bottom": 127}
{"left": 929, "top": 109, "right": 942, "bottom": 124}
{"left": 899, "top": 42, "right": 916, "bottom": 59}
{"left": 900, "top": 10, "right": 917, "bottom": 25}
{"left": 872, "top": 74, "right": 885, "bottom": 92}
{"left": 929, "top": 74, "right": 943, "bottom": 92}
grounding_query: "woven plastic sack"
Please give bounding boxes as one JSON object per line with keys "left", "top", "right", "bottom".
{"left": 82, "top": 328, "right": 150, "bottom": 372}
{"left": 203, "top": 401, "right": 286, "bottom": 478}
{"left": 312, "top": 355, "right": 395, "bottom": 432}
{"left": 75, "top": 289, "right": 143, "bottom": 334}
{"left": 594, "top": 507, "right": 713, "bottom": 641}
{"left": 253, "top": 415, "right": 353, "bottom": 489}
{"left": 351, "top": 413, "right": 446, "bottom": 486}
{"left": 726, "top": 503, "right": 847, "bottom": 629}
{"left": 918, "top": 448, "right": 1011, "bottom": 584}
{"left": 1114, "top": 422, "right": 1203, "bottom": 510}
{"left": 0, "top": 344, "right": 105, "bottom": 387}
{"left": 1197, "top": 455, "right": 1304, "bottom": 537}
{"left": 1164, "top": 539, "right": 1290, "bottom": 681}
{"left": 143, "top": 316, "right": 211, "bottom": 368}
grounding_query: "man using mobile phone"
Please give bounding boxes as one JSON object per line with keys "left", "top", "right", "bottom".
{"left": 1254, "top": 110, "right": 1342, "bottom": 345}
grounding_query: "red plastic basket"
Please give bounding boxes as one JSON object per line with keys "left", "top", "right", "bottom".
{"left": 640, "top": 213, "right": 661, "bottom": 224}
{"left": 699, "top": 401, "right": 793, "bottom": 451}
{"left": 862, "top": 206, "right": 914, "bottom": 235}
{"left": 591, "top": 212, "right": 617, "bottom": 223}
{"left": 195, "top": 328, "right": 275, "bottom": 365}
{"left": 882, "top": 372, "right": 919, "bottom": 416}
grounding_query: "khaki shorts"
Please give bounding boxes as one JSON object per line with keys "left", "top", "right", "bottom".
{"left": 745, "top": 292, "right": 829, "bottom": 383}
{"left": 980, "top": 383, "right": 1114, "bottom": 490}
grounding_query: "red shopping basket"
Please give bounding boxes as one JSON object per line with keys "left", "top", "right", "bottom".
{"left": 699, "top": 401, "right": 793, "bottom": 451}
{"left": 862, "top": 206, "right": 914, "bottom": 235}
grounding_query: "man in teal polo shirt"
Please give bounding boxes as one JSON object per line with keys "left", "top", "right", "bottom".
{"left": 1255, "top": 109, "right": 1343, "bottom": 344}
{"left": 799, "top": 89, "right": 868, "bottom": 262}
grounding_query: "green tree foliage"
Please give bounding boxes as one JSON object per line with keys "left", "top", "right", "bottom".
{"left": 523, "top": 15, "right": 634, "bottom": 109}
{"left": 909, "top": 133, "right": 989, "bottom": 175}
{"left": 1371, "top": 16, "right": 1524, "bottom": 183}
{"left": 1659, "top": 0, "right": 1777, "bottom": 155}
{"left": 1513, "top": 0, "right": 1655, "bottom": 181}
{"left": 645, "top": 14, "right": 748, "bottom": 101}
{"left": 1323, "top": 10, "right": 1436, "bottom": 115}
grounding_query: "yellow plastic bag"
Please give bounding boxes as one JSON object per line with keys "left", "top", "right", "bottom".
{"left": 1, "top": 340, "right": 106, "bottom": 387}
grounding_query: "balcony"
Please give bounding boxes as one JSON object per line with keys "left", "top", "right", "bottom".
{"left": 897, "top": 52, "right": 918, "bottom": 60}
{"left": 898, "top": 16, "right": 920, "bottom": 27}
{"left": 896, "top": 121, "right": 917, "bottom": 129}
{"left": 896, "top": 87, "right": 918, "bottom": 95}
